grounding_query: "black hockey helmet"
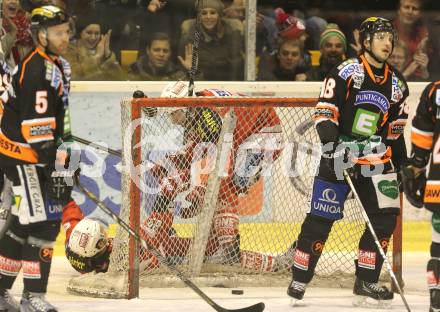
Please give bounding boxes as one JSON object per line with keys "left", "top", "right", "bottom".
{"left": 359, "top": 17, "right": 396, "bottom": 50}
{"left": 30, "top": 5, "right": 69, "bottom": 29}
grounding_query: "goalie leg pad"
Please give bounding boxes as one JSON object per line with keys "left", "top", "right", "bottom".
{"left": 427, "top": 258, "right": 440, "bottom": 311}
{"left": 291, "top": 214, "right": 334, "bottom": 284}
{"left": 213, "top": 205, "right": 239, "bottom": 246}
{"left": 356, "top": 214, "right": 396, "bottom": 283}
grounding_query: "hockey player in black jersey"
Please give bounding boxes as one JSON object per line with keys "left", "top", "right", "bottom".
{"left": 402, "top": 81, "right": 440, "bottom": 312}
{"left": 0, "top": 5, "right": 71, "bottom": 312}
{"left": 287, "top": 17, "right": 409, "bottom": 308}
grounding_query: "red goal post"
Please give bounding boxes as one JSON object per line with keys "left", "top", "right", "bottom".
{"left": 67, "top": 96, "right": 403, "bottom": 299}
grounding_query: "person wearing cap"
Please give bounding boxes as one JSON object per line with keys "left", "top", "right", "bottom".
{"left": 178, "top": 0, "right": 244, "bottom": 81}
{"left": 305, "top": 23, "right": 347, "bottom": 81}
{"left": 64, "top": 12, "right": 124, "bottom": 80}
{"left": 0, "top": 5, "right": 73, "bottom": 312}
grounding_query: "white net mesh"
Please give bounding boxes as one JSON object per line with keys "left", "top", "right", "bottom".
{"left": 67, "top": 96, "right": 397, "bottom": 298}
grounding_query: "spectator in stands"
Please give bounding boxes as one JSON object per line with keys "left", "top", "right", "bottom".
{"left": 128, "top": 32, "right": 194, "bottom": 81}
{"left": 257, "top": 38, "right": 306, "bottom": 81}
{"left": 179, "top": 0, "right": 244, "bottom": 81}
{"left": 305, "top": 23, "right": 347, "bottom": 81}
{"left": 64, "top": 13, "right": 124, "bottom": 80}
{"left": 427, "top": 17, "right": 440, "bottom": 80}
{"left": 1, "top": 0, "right": 34, "bottom": 66}
{"left": 393, "top": 0, "right": 428, "bottom": 80}
{"left": 389, "top": 40, "right": 429, "bottom": 81}
{"left": 274, "top": 9, "right": 311, "bottom": 73}
{"left": 394, "top": 0, "right": 427, "bottom": 57}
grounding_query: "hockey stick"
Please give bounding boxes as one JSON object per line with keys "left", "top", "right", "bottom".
{"left": 343, "top": 169, "right": 411, "bottom": 312}
{"left": 75, "top": 176, "right": 265, "bottom": 312}
{"left": 187, "top": 0, "right": 202, "bottom": 96}
{"left": 72, "top": 135, "right": 121, "bottom": 158}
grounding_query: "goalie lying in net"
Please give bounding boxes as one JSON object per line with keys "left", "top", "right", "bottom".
{"left": 63, "top": 81, "right": 295, "bottom": 274}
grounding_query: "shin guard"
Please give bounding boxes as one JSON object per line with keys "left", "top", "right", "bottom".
{"left": 22, "top": 240, "right": 54, "bottom": 293}
{"left": 356, "top": 214, "right": 396, "bottom": 283}
{"left": 291, "top": 214, "right": 334, "bottom": 283}
{"left": 0, "top": 232, "right": 23, "bottom": 289}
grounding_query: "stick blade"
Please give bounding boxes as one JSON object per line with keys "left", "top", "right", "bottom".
{"left": 217, "top": 302, "right": 265, "bottom": 312}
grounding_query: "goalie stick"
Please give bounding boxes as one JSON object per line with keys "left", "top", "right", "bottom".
{"left": 343, "top": 169, "right": 411, "bottom": 312}
{"left": 74, "top": 176, "right": 265, "bottom": 312}
{"left": 72, "top": 135, "right": 121, "bottom": 158}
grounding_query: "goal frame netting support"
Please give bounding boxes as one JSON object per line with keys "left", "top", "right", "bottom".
{"left": 124, "top": 97, "right": 403, "bottom": 299}
{"left": 67, "top": 96, "right": 403, "bottom": 300}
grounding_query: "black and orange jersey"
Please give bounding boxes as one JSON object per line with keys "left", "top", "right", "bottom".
{"left": 410, "top": 81, "right": 440, "bottom": 206}
{"left": 0, "top": 48, "right": 71, "bottom": 165}
{"left": 314, "top": 53, "right": 409, "bottom": 165}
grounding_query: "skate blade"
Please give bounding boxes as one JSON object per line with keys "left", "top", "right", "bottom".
{"left": 290, "top": 298, "right": 306, "bottom": 307}
{"left": 352, "top": 295, "right": 392, "bottom": 309}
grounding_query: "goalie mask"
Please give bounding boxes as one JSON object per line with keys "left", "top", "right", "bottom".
{"left": 68, "top": 219, "right": 108, "bottom": 258}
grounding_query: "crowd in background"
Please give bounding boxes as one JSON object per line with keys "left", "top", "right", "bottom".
{"left": 2, "top": 0, "right": 439, "bottom": 81}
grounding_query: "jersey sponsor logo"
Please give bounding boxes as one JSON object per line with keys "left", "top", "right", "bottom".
{"left": 315, "top": 107, "right": 335, "bottom": 119}
{"left": 436, "top": 90, "right": 440, "bottom": 106}
{"left": 352, "top": 109, "right": 379, "bottom": 136}
{"left": 310, "top": 178, "right": 347, "bottom": 220}
{"left": 39, "top": 247, "right": 53, "bottom": 262}
{"left": 378, "top": 180, "right": 399, "bottom": 199}
{"left": 354, "top": 91, "right": 389, "bottom": 113}
{"left": 30, "top": 124, "right": 52, "bottom": 137}
{"left": 293, "top": 249, "right": 310, "bottom": 271}
{"left": 0, "top": 136, "right": 21, "bottom": 154}
{"left": 424, "top": 182, "right": 440, "bottom": 204}
{"left": 338, "top": 62, "right": 361, "bottom": 80}
{"left": 22, "top": 260, "right": 41, "bottom": 279}
{"left": 141, "top": 218, "right": 163, "bottom": 238}
{"left": 206, "top": 89, "right": 232, "bottom": 97}
{"left": 379, "top": 238, "right": 389, "bottom": 251}
{"left": 427, "top": 270, "right": 438, "bottom": 287}
{"left": 311, "top": 241, "right": 325, "bottom": 255}
{"left": 0, "top": 255, "right": 22, "bottom": 276}
{"left": 358, "top": 250, "right": 376, "bottom": 270}
{"left": 391, "top": 73, "right": 404, "bottom": 102}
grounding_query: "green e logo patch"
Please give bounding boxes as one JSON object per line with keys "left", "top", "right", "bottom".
{"left": 352, "top": 109, "right": 379, "bottom": 136}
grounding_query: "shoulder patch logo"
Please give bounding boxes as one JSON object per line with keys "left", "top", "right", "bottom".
{"left": 338, "top": 59, "right": 360, "bottom": 80}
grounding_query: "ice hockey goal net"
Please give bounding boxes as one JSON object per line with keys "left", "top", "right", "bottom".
{"left": 67, "top": 95, "right": 402, "bottom": 299}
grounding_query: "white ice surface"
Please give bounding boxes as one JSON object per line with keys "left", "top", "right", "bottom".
{"left": 8, "top": 252, "right": 430, "bottom": 312}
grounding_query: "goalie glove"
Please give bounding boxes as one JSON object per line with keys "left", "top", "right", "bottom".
{"left": 401, "top": 164, "right": 426, "bottom": 208}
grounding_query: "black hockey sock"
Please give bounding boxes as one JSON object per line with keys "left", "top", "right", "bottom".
{"left": 356, "top": 214, "right": 396, "bottom": 283}
{"left": 0, "top": 232, "right": 23, "bottom": 289}
{"left": 291, "top": 214, "right": 334, "bottom": 283}
{"left": 22, "top": 242, "right": 53, "bottom": 293}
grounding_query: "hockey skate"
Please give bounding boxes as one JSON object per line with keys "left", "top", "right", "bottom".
{"left": 273, "top": 241, "right": 296, "bottom": 272}
{"left": 0, "top": 288, "right": 19, "bottom": 312}
{"left": 287, "top": 279, "right": 306, "bottom": 306}
{"left": 352, "top": 277, "right": 393, "bottom": 308}
{"left": 430, "top": 289, "right": 440, "bottom": 312}
{"left": 20, "top": 291, "right": 57, "bottom": 312}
